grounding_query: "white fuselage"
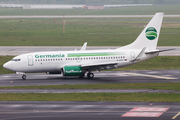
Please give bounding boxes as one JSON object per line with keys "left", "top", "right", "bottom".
{"left": 3, "top": 49, "right": 157, "bottom": 73}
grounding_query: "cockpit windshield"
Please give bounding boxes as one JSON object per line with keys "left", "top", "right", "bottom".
{"left": 11, "top": 59, "right": 21, "bottom": 62}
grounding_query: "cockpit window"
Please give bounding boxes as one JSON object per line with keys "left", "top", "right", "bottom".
{"left": 11, "top": 59, "right": 21, "bottom": 62}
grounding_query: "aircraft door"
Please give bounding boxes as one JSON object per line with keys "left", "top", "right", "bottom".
{"left": 130, "top": 52, "right": 135, "bottom": 60}
{"left": 28, "top": 55, "right": 34, "bottom": 66}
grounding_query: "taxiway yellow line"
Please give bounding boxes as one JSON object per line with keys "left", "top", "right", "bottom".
{"left": 172, "top": 111, "right": 180, "bottom": 119}
{"left": 124, "top": 73, "right": 177, "bottom": 80}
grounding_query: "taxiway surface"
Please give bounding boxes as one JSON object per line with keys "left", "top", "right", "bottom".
{"left": 0, "top": 70, "right": 179, "bottom": 87}
{"left": 0, "top": 46, "right": 179, "bottom": 56}
{"left": 0, "top": 101, "right": 180, "bottom": 120}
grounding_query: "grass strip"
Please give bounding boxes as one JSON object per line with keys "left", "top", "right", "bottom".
{"left": 0, "top": 93, "right": 179, "bottom": 102}
{"left": 0, "top": 17, "right": 180, "bottom": 46}
{"left": 1, "top": 83, "right": 180, "bottom": 91}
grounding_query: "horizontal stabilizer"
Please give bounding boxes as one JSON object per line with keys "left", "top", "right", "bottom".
{"left": 145, "top": 48, "right": 175, "bottom": 54}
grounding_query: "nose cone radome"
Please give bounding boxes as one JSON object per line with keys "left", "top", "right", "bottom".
{"left": 3, "top": 62, "right": 12, "bottom": 70}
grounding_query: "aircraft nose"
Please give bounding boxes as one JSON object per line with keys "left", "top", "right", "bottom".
{"left": 3, "top": 62, "right": 12, "bottom": 70}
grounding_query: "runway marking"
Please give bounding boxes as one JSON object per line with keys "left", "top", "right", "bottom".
{"left": 172, "top": 111, "right": 180, "bottom": 119}
{"left": 122, "top": 107, "right": 169, "bottom": 117}
{"left": 2, "top": 76, "right": 12, "bottom": 78}
{"left": 131, "top": 107, "right": 169, "bottom": 112}
{"left": 124, "top": 73, "right": 177, "bottom": 79}
{"left": 122, "top": 112, "right": 163, "bottom": 117}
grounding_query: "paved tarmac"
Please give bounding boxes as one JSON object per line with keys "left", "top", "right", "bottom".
{"left": 0, "top": 70, "right": 180, "bottom": 87}
{"left": 1, "top": 70, "right": 180, "bottom": 120}
{"left": 0, "top": 46, "right": 179, "bottom": 56}
{"left": 0, "top": 101, "right": 180, "bottom": 120}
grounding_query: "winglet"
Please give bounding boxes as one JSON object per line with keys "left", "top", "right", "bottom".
{"left": 80, "top": 42, "right": 87, "bottom": 51}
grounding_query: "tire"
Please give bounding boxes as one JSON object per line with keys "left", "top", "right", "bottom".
{"left": 22, "top": 75, "right": 26, "bottom": 80}
{"left": 87, "top": 73, "right": 94, "bottom": 79}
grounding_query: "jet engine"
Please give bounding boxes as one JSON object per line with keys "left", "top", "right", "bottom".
{"left": 61, "top": 66, "right": 84, "bottom": 76}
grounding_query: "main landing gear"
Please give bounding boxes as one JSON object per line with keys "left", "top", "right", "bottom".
{"left": 22, "top": 75, "right": 26, "bottom": 80}
{"left": 87, "top": 72, "right": 94, "bottom": 79}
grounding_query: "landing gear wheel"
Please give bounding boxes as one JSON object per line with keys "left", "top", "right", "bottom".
{"left": 87, "top": 73, "right": 94, "bottom": 79}
{"left": 22, "top": 75, "right": 26, "bottom": 80}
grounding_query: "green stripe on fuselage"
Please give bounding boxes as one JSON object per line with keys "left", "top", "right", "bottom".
{"left": 68, "top": 52, "right": 125, "bottom": 57}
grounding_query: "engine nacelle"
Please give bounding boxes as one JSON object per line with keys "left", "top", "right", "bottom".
{"left": 61, "top": 66, "right": 84, "bottom": 76}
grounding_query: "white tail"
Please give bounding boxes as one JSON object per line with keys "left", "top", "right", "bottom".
{"left": 118, "top": 13, "right": 164, "bottom": 50}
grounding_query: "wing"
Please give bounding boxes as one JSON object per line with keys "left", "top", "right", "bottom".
{"left": 64, "top": 62, "right": 118, "bottom": 71}
{"left": 81, "top": 62, "right": 118, "bottom": 71}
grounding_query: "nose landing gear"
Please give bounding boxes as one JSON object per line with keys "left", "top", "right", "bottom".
{"left": 16, "top": 72, "right": 26, "bottom": 80}
{"left": 22, "top": 75, "right": 26, "bottom": 80}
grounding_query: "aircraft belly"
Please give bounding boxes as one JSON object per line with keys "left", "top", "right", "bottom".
{"left": 117, "top": 61, "right": 132, "bottom": 68}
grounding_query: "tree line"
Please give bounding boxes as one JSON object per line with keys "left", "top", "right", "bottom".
{"left": 0, "top": 0, "right": 180, "bottom": 5}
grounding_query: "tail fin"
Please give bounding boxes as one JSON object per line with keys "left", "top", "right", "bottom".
{"left": 118, "top": 13, "right": 164, "bottom": 50}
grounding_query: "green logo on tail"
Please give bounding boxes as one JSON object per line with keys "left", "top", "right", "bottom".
{"left": 145, "top": 27, "right": 157, "bottom": 40}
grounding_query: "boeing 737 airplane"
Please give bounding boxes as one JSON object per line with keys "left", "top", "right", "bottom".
{"left": 3, "top": 13, "right": 172, "bottom": 80}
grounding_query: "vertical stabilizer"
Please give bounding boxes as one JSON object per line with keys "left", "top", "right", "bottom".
{"left": 119, "top": 13, "right": 164, "bottom": 50}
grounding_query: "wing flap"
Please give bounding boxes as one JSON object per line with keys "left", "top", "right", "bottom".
{"left": 81, "top": 62, "right": 117, "bottom": 68}
{"left": 81, "top": 62, "right": 118, "bottom": 71}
